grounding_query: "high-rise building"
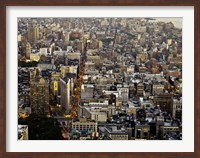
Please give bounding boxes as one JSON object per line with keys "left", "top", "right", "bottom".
{"left": 77, "top": 41, "right": 84, "bottom": 53}
{"left": 28, "top": 25, "right": 40, "bottom": 42}
{"left": 172, "top": 98, "right": 182, "bottom": 120}
{"left": 30, "top": 78, "right": 49, "bottom": 114}
{"left": 119, "top": 87, "right": 129, "bottom": 102}
{"left": 98, "top": 40, "right": 103, "bottom": 48}
{"left": 60, "top": 77, "right": 71, "bottom": 113}
{"left": 137, "top": 82, "right": 144, "bottom": 97}
{"left": 65, "top": 32, "right": 70, "bottom": 43}
{"left": 25, "top": 42, "right": 31, "bottom": 59}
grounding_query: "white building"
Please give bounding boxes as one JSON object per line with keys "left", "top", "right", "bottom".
{"left": 60, "top": 77, "right": 71, "bottom": 113}
{"left": 18, "top": 125, "right": 28, "bottom": 140}
{"left": 39, "top": 48, "right": 48, "bottom": 56}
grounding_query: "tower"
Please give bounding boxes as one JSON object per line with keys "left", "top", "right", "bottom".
{"left": 25, "top": 42, "right": 31, "bottom": 59}
{"left": 30, "top": 78, "right": 49, "bottom": 114}
{"left": 28, "top": 25, "right": 40, "bottom": 42}
{"left": 77, "top": 41, "right": 84, "bottom": 53}
{"left": 60, "top": 77, "right": 71, "bottom": 113}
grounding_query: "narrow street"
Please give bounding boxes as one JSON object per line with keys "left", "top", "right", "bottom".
{"left": 70, "top": 40, "right": 88, "bottom": 118}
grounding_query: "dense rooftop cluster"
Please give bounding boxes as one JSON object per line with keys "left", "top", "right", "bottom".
{"left": 18, "top": 18, "right": 182, "bottom": 140}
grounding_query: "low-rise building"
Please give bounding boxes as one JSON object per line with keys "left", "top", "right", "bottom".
{"left": 72, "top": 119, "right": 98, "bottom": 132}
{"left": 18, "top": 125, "right": 28, "bottom": 140}
{"left": 105, "top": 126, "right": 128, "bottom": 140}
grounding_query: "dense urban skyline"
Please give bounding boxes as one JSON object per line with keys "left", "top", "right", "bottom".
{"left": 18, "top": 18, "right": 182, "bottom": 140}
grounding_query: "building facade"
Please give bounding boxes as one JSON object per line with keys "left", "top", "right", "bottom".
{"left": 60, "top": 77, "right": 71, "bottom": 113}
{"left": 30, "top": 78, "right": 49, "bottom": 114}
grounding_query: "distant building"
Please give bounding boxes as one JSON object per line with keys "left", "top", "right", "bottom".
{"left": 135, "top": 124, "right": 150, "bottom": 140}
{"left": 25, "top": 42, "right": 31, "bottom": 59}
{"left": 38, "top": 64, "right": 56, "bottom": 71}
{"left": 80, "top": 107, "right": 108, "bottom": 122}
{"left": 98, "top": 40, "right": 103, "bottom": 48}
{"left": 104, "top": 126, "right": 128, "bottom": 140}
{"left": 154, "top": 94, "right": 173, "bottom": 115}
{"left": 160, "top": 126, "right": 180, "bottom": 140}
{"left": 152, "top": 82, "right": 164, "bottom": 95}
{"left": 137, "top": 82, "right": 144, "bottom": 97}
{"left": 67, "top": 52, "right": 81, "bottom": 61}
{"left": 30, "top": 53, "right": 40, "bottom": 62}
{"left": 28, "top": 26, "right": 40, "bottom": 42}
{"left": 77, "top": 41, "right": 84, "bottom": 53}
{"left": 60, "top": 66, "right": 77, "bottom": 78}
{"left": 18, "top": 125, "right": 28, "bottom": 140}
{"left": 39, "top": 48, "right": 48, "bottom": 56}
{"left": 172, "top": 98, "right": 182, "bottom": 120}
{"left": 65, "top": 32, "right": 70, "bottom": 42}
{"left": 72, "top": 119, "right": 98, "bottom": 133}
{"left": 118, "top": 87, "right": 129, "bottom": 102}
{"left": 81, "top": 84, "right": 94, "bottom": 99}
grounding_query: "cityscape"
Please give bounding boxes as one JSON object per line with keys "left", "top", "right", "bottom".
{"left": 18, "top": 18, "right": 182, "bottom": 140}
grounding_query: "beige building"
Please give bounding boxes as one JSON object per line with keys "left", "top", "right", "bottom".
{"left": 67, "top": 52, "right": 81, "bottom": 61}
{"left": 137, "top": 82, "right": 144, "bottom": 97}
{"left": 72, "top": 119, "right": 98, "bottom": 132}
{"left": 28, "top": 26, "right": 40, "bottom": 42}
{"left": 30, "top": 53, "right": 40, "bottom": 62}
{"left": 25, "top": 42, "right": 31, "bottom": 59}
{"left": 152, "top": 83, "right": 164, "bottom": 95}
{"left": 60, "top": 65, "right": 77, "bottom": 78}
{"left": 136, "top": 52, "right": 148, "bottom": 64}
{"left": 80, "top": 107, "right": 108, "bottom": 122}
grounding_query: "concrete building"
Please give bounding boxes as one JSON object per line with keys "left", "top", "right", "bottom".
{"left": 72, "top": 119, "right": 98, "bottom": 132}
{"left": 154, "top": 94, "right": 173, "bottom": 115}
{"left": 152, "top": 82, "right": 165, "bottom": 95}
{"left": 81, "top": 84, "right": 94, "bottom": 99}
{"left": 18, "top": 125, "right": 28, "bottom": 140}
{"left": 137, "top": 82, "right": 144, "bottom": 97}
{"left": 28, "top": 26, "right": 40, "bottom": 42}
{"left": 67, "top": 52, "right": 81, "bottom": 61}
{"left": 39, "top": 48, "right": 48, "bottom": 56}
{"left": 65, "top": 32, "right": 70, "bottom": 42}
{"left": 77, "top": 41, "right": 84, "bottom": 53}
{"left": 80, "top": 107, "right": 108, "bottom": 122}
{"left": 160, "top": 126, "right": 180, "bottom": 140}
{"left": 30, "top": 53, "right": 40, "bottom": 62}
{"left": 60, "top": 65, "right": 77, "bottom": 78}
{"left": 25, "top": 42, "right": 31, "bottom": 59}
{"left": 60, "top": 77, "right": 71, "bottom": 113}
{"left": 172, "top": 98, "right": 182, "bottom": 120}
{"left": 104, "top": 126, "right": 128, "bottom": 140}
{"left": 135, "top": 124, "right": 150, "bottom": 140}
{"left": 118, "top": 87, "right": 129, "bottom": 102}
{"left": 38, "top": 64, "right": 56, "bottom": 71}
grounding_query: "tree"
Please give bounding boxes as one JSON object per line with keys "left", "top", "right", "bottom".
{"left": 18, "top": 61, "right": 39, "bottom": 67}
{"left": 18, "top": 113, "right": 64, "bottom": 140}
